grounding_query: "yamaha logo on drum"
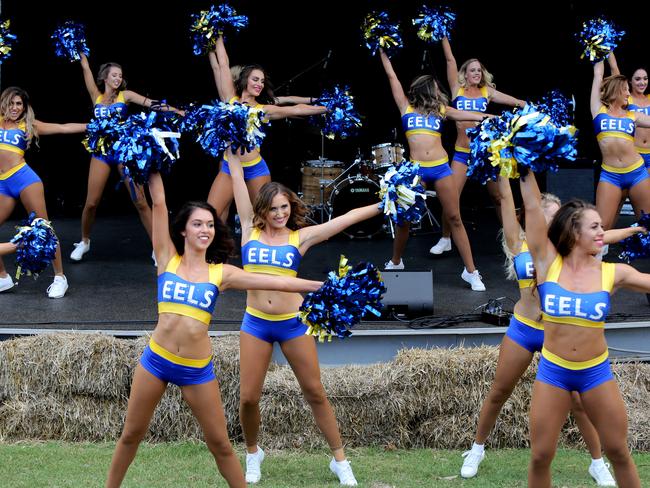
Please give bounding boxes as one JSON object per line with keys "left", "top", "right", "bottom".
{"left": 351, "top": 188, "right": 370, "bottom": 193}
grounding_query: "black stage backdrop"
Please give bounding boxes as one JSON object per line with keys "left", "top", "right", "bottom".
{"left": 1, "top": 0, "right": 649, "bottom": 219}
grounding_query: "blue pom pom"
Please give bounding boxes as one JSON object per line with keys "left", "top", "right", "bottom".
{"left": 180, "top": 101, "right": 267, "bottom": 158}
{"left": 83, "top": 114, "right": 125, "bottom": 160}
{"left": 577, "top": 17, "right": 625, "bottom": 63}
{"left": 412, "top": 6, "right": 456, "bottom": 42}
{"left": 619, "top": 213, "right": 650, "bottom": 262}
{"left": 190, "top": 4, "right": 248, "bottom": 56}
{"left": 531, "top": 90, "right": 574, "bottom": 127}
{"left": 10, "top": 212, "right": 58, "bottom": 278}
{"left": 313, "top": 86, "right": 361, "bottom": 140}
{"left": 52, "top": 21, "right": 89, "bottom": 62}
{"left": 112, "top": 111, "right": 181, "bottom": 184}
{"left": 300, "top": 256, "right": 386, "bottom": 342}
{"left": 378, "top": 161, "right": 428, "bottom": 227}
{"left": 0, "top": 19, "right": 17, "bottom": 64}
{"left": 362, "top": 11, "right": 403, "bottom": 57}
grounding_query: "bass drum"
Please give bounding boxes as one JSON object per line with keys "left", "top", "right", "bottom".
{"left": 329, "top": 176, "right": 385, "bottom": 239}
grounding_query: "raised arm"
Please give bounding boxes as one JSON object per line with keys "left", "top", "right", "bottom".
{"left": 223, "top": 149, "right": 254, "bottom": 240}
{"left": 298, "top": 203, "right": 382, "bottom": 253}
{"left": 79, "top": 53, "right": 100, "bottom": 104}
{"left": 214, "top": 35, "right": 237, "bottom": 102}
{"left": 519, "top": 171, "right": 555, "bottom": 273}
{"left": 497, "top": 175, "right": 522, "bottom": 252}
{"left": 379, "top": 48, "right": 409, "bottom": 112}
{"left": 441, "top": 37, "right": 459, "bottom": 93}
{"left": 607, "top": 52, "right": 620, "bottom": 76}
{"left": 148, "top": 172, "right": 175, "bottom": 271}
{"left": 33, "top": 121, "right": 87, "bottom": 135}
{"left": 591, "top": 61, "right": 605, "bottom": 117}
{"left": 221, "top": 264, "right": 322, "bottom": 292}
{"left": 488, "top": 88, "right": 525, "bottom": 108}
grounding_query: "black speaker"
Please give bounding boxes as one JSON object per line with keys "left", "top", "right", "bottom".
{"left": 380, "top": 270, "right": 434, "bottom": 318}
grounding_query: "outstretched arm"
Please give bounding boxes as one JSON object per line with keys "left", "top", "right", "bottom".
{"left": 0, "top": 242, "right": 17, "bottom": 256}
{"left": 519, "top": 171, "right": 555, "bottom": 273}
{"left": 591, "top": 61, "right": 605, "bottom": 117}
{"left": 221, "top": 264, "right": 322, "bottom": 292}
{"left": 441, "top": 37, "right": 459, "bottom": 93}
{"left": 497, "top": 176, "right": 522, "bottom": 252}
{"left": 274, "top": 96, "right": 313, "bottom": 105}
{"left": 33, "top": 121, "right": 87, "bottom": 135}
{"left": 635, "top": 113, "right": 650, "bottom": 128}
{"left": 79, "top": 53, "right": 100, "bottom": 104}
{"left": 603, "top": 225, "right": 646, "bottom": 244}
{"left": 223, "top": 149, "right": 254, "bottom": 240}
{"left": 263, "top": 103, "right": 327, "bottom": 120}
{"left": 298, "top": 203, "right": 382, "bottom": 253}
{"left": 615, "top": 263, "right": 650, "bottom": 293}
{"left": 148, "top": 172, "right": 175, "bottom": 271}
{"left": 122, "top": 90, "right": 184, "bottom": 115}
{"left": 445, "top": 106, "right": 486, "bottom": 122}
{"left": 379, "top": 48, "right": 409, "bottom": 112}
{"left": 489, "top": 88, "right": 525, "bottom": 108}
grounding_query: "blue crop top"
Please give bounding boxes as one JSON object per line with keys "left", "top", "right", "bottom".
{"left": 401, "top": 105, "right": 445, "bottom": 137}
{"left": 627, "top": 95, "right": 650, "bottom": 117}
{"left": 452, "top": 86, "right": 489, "bottom": 113}
{"left": 513, "top": 241, "right": 534, "bottom": 289}
{"left": 593, "top": 106, "right": 636, "bottom": 142}
{"left": 94, "top": 91, "right": 128, "bottom": 119}
{"left": 0, "top": 119, "right": 27, "bottom": 156}
{"left": 241, "top": 228, "right": 301, "bottom": 277}
{"left": 538, "top": 255, "right": 615, "bottom": 328}
{"left": 157, "top": 254, "right": 223, "bottom": 325}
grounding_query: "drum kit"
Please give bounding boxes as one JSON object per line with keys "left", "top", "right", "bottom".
{"left": 299, "top": 143, "right": 406, "bottom": 238}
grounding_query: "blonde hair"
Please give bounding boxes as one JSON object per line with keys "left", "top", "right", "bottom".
{"left": 458, "top": 58, "right": 495, "bottom": 89}
{"left": 407, "top": 75, "right": 449, "bottom": 117}
{"left": 0, "top": 87, "right": 37, "bottom": 148}
{"left": 601, "top": 74, "right": 628, "bottom": 107}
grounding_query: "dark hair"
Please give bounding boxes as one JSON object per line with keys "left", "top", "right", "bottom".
{"left": 235, "top": 64, "right": 275, "bottom": 104}
{"left": 629, "top": 67, "right": 649, "bottom": 94}
{"left": 253, "top": 182, "right": 308, "bottom": 231}
{"left": 171, "top": 202, "right": 234, "bottom": 264}
{"left": 96, "top": 62, "right": 127, "bottom": 93}
{"left": 548, "top": 199, "right": 597, "bottom": 257}
{"left": 407, "top": 75, "right": 449, "bottom": 117}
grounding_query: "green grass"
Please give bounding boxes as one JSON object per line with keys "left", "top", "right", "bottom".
{"left": 0, "top": 443, "right": 648, "bottom": 487}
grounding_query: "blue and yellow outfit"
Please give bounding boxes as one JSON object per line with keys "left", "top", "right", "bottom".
{"left": 240, "top": 228, "right": 307, "bottom": 343}
{"left": 505, "top": 241, "right": 544, "bottom": 353}
{"left": 627, "top": 95, "right": 650, "bottom": 168}
{"left": 140, "top": 254, "right": 223, "bottom": 385}
{"left": 0, "top": 120, "right": 41, "bottom": 199}
{"left": 450, "top": 86, "right": 489, "bottom": 166}
{"left": 594, "top": 106, "right": 649, "bottom": 188}
{"left": 535, "top": 255, "right": 615, "bottom": 393}
{"left": 93, "top": 92, "right": 128, "bottom": 165}
{"left": 220, "top": 97, "right": 270, "bottom": 180}
{"left": 401, "top": 105, "right": 453, "bottom": 183}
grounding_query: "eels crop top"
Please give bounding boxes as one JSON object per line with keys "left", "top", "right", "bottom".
{"left": 0, "top": 119, "right": 27, "bottom": 156}
{"left": 241, "top": 228, "right": 301, "bottom": 277}
{"left": 401, "top": 105, "right": 445, "bottom": 137}
{"left": 157, "top": 254, "right": 223, "bottom": 325}
{"left": 513, "top": 241, "right": 534, "bottom": 289}
{"left": 627, "top": 95, "right": 650, "bottom": 117}
{"left": 538, "top": 254, "right": 615, "bottom": 328}
{"left": 94, "top": 91, "right": 128, "bottom": 119}
{"left": 452, "top": 86, "right": 489, "bottom": 113}
{"left": 593, "top": 106, "right": 636, "bottom": 142}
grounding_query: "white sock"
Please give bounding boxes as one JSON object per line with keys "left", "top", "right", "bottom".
{"left": 591, "top": 457, "right": 605, "bottom": 466}
{"left": 334, "top": 459, "right": 349, "bottom": 465}
{"left": 472, "top": 442, "right": 485, "bottom": 454}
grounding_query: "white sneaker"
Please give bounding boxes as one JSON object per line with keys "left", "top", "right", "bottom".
{"left": 589, "top": 461, "right": 616, "bottom": 486}
{"left": 47, "top": 275, "right": 68, "bottom": 298}
{"left": 70, "top": 240, "right": 90, "bottom": 261}
{"left": 151, "top": 250, "right": 158, "bottom": 267}
{"left": 0, "top": 274, "right": 14, "bottom": 292}
{"left": 245, "top": 446, "right": 265, "bottom": 484}
{"left": 430, "top": 237, "right": 452, "bottom": 255}
{"left": 461, "top": 267, "right": 486, "bottom": 291}
{"left": 329, "top": 458, "right": 358, "bottom": 486}
{"left": 384, "top": 259, "right": 404, "bottom": 270}
{"left": 460, "top": 449, "right": 485, "bottom": 478}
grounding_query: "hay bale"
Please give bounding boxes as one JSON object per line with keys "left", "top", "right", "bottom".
{"left": 613, "top": 362, "right": 650, "bottom": 450}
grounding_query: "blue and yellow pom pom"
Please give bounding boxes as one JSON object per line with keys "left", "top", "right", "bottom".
{"left": 577, "top": 17, "right": 625, "bottom": 63}
{"left": 378, "top": 162, "right": 428, "bottom": 227}
{"left": 312, "top": 86, "right": 362, "bottom": 140}
{"left": 190, "top": 4, "right": 248, "bottom": 56}
{"left": 413, "top": 6, "right": 456, "bottom": 43}
{"left": 52, "top": 21, "right": 89, "bottom": 62}
{"left": 0, "top": 19, "right": 17, "bottom": 64}
{"left": 11, "top": 213, "right": 58, "bottom": 279}
{"left": 362, "top": 11, "right": 403, "bottom": 57}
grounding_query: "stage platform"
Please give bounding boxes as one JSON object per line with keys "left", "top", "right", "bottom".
{"left": 2, "top": 212, "right": 650, "bottom": 364}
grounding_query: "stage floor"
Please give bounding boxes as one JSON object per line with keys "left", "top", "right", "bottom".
{"left": 2, "top": 211, "right": 650, "bottom": 332}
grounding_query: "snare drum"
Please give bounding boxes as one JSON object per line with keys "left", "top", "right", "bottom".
{"left": 371, "top": 143, "right": 405, "bottom": 170}
{"left": 329, "top": 176, "right": 385, "bottom": 239}
{"left": 301, "top": 159, "right": 344, "bottom": 205}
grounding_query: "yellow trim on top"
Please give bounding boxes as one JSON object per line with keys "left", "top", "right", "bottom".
{"left": 0, "top": 161, "right": 26, "bottom": 180}
{"left": 243, "top": 263, "right": 297, "bottom": 276}
{"left": 245, "top": 306, "right": 298, "bottom": 321}
{"left": 0, "top": 144, "right": 25, "bottom": 156}
{"left": 637, "top": 147, "right": 650, "bottom": 154}
{"left": 249, "top": 228, "right": 262, "bottom": 241}
{"left": 95, "top": 91, "right": 126, "bottom": 105}
{"left": 412, "top": 157, "right": 449, "bottom": 168}
{"left": 165, "top": 254, "right": 182, "bottom": 273}
{"left": 454, "top": 145, "right": 470, "bottom": 153}
{"left": 513, "top": 312, "right": 544, "bottom": 330}
{"left": 158, "top": 302, "right": 212, "bottom": 325}
{"left": 601, "top": 262, "right": 616, "bottom": 293}
{"left": 597, "top": 132, "right": 635, "bottom": 143}
{"left": 520, "top": 241, "right": 529, "bottom": 253}
{"left": 545, "top": 254, "right": 563, "bottom": 282}
{"left": 541, "top": 313, "right": 605, "bottom": 328}
{"left": 518, "top": 279, "right": 534, "bottom": 289}
{"left": 405, "top": 105, "right": 446, "bottom": 116}
{"left": 405, "top": 129, "right": 441, "bottom": 137}
{"left": 209, "top": 263, "right": 223, "bottom": 288}
{"left": 288, "top": 230, "right": 300, "bottom": 248}
{"left": 149, "top": 338, "right": 211, "bottom": 368}
{"left": 601, "top": 158, "right": 644, "bottom": 174}
{"left": 480, "top": 86, "right": 489, "bottom": 98}
{"left": 541, "top": 347, "right": 608, "bottom": 370}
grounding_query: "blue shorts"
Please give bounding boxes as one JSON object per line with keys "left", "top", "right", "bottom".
{"left": 452, "top": 146, "right": 470, "bottom": 166}
{"left": 240, "top": 307, "right": 308, "bottom": 344}
{"left": 638, "top": 150, "right": 650, "bottom": 169}
{"left": 413, "top": 158, "right": 453, "bottom": 184}
{"left": 505, "top": 313, "right": 544, "bottom": 353}
{"left": 599, "top": 159, "right": 649, "bottom": 190}
{"left": 536, "top": 348, "right": 614, "bottom": 393}
{"left": 95, "top": 154, "right": 120, "bottom": 166}
{"left": 0, "top": 162, "right": 42, "bottom": 199}
{"left": 221, "top": 155, "right": 270, "bottom": 180}
{"left": 140, "top": 339, "right": 216, "bottom": 386}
